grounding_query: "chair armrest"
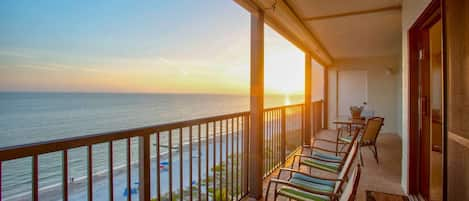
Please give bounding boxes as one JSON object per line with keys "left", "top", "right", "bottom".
{"left": 269, "top": 179, "right": 339, "bottom": 197}
{"left": 309, "top": 146, "right": 344, "bottom": 154}
{"left": 293, "top": 154, "right": 342, "bottom": 163}
{"left": 313, "top": 138, "right": 349, "bottom": 145}
{"left": 279, "top": 168, "right": 343, "bottom": 181}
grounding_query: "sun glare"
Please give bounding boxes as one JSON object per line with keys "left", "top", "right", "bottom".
{"left": 264, "top": 26, "right": 304, "bottom": 96}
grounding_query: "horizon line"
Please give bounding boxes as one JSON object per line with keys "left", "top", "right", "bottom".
{"left": 0, "top": 90, "right": 305, "bottom": 96}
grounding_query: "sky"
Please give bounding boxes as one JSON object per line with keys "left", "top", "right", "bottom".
{"left": 0, "top": 0, "right": 311, "bottom": 95}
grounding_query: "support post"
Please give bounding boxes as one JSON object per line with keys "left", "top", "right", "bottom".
{"left": 139, "top": 135, "right": 150, "bottom": 201}
{"left": 324, "top": 69, "right": 329, "bottom": 129}
{"left": 304, "top": 53, "right": 312, "bottom": 145}
{"left": 249, "top": 10, "right": 264, "bottom": 200}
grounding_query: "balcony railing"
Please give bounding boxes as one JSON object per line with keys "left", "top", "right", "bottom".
{"left": 0, "top": 101, "right": 323, "bottom": 201}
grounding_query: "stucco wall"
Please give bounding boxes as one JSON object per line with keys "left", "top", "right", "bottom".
{"left": 327, "top": 56, "right": 401, "bottom": 134}
{"left": 400, "top": 0, "right": 432, "bottom": 194}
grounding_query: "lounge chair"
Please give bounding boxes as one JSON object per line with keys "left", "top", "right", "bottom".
{"left": 339, "top": 117, "right": 384, "bottom": 165}
{"left": 266, "top": 141, "right": 360, "bottom": 201}
{"left": 292, "top": 129, "right": 360, "bottom": 174}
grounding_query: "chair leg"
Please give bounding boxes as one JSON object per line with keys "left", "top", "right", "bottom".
{"left": 374, "top": 144, "right": 379, "bottom": 165}
{"left": 335, "top": 129, "right": 340, "bottom": 156}
{"left": 265, "top": 181, "right": 273, "bottom": 200}
{"left": 359, "top": 146, "right": 365, "bottom": 166}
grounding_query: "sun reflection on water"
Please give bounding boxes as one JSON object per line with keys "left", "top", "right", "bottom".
{"left": 284, "top": 94, "right": 291, "bottom": 105}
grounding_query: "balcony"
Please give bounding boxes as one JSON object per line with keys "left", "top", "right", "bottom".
{"left": 3, "top": 0, "right": 468, "bottom": 200}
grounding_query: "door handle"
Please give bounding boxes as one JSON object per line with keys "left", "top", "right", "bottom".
{"left": 421, "top": 96, "right": 428, "bottom": 116}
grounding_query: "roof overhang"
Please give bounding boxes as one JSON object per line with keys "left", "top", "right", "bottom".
{"left": 234, "top": 0, "right": 334, "bottom": 67}
{"left": 235, "top": 0, "right": 403, "bottom": 67}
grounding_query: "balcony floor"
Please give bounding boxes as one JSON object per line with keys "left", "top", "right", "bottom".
{"left": 261, "top": 129, "right": 405, "bottom": 201}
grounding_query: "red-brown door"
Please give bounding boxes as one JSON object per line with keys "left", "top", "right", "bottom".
{"left": 408, "top": 1, "right": 441, "bottom": 199}
{"left": 418, "top": 29, "right": 431, "bottom": 200}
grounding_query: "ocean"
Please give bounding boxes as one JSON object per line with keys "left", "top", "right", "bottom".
{"left": 0, "top": 92, "right": 304, "bottom": 201}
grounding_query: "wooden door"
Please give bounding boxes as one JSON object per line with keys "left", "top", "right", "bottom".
{"left": 408, "top": 1, "right": 442, "bottom": 199}
{"left": 418, "top": 29, "right": 431, "bottom": 200}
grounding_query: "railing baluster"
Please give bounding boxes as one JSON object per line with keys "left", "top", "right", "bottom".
{"left": 273, "top": 111, "right": 276, "bottom": 169}
{"left": 156, "top": 133, "right": 161, "bottom": 200}
{"left": 109, "top": 142, "right": 113, "bottom": 201}
{"left": 219, "top": 120, "right": 223, "bottom": 199}
{"left": 205, "top": 122, "right": 210, "bottom": 201}
{"left": 301, "top": 105, "right": 305, "bottom": 145}
{"left": 138, "top": 135, "right": 150, "bottom": 201}
{"left": 268, "top": 111, "right": 271, "bottom": 174}
{"left": 88, "top": 145, "right": 93, "bottom": 201}
{"left": 127, "top": 138, "right": 131, "bottom": 201}
{"left": 189, "top": 126, "right": 193, "bottom": 201}
{"left": 0, "top": 161, "right": 2, "bottom": 201}
{"left": 277, "top": 109, "right": 281, "bottom": 166}
{"left": 225, "top": 119, "right": 229, "bottom": 201}
{"left": 205, "top": 123, "right": 209, "bottom": 201}
{"left": 179, "top": 128, "right": 183, "bottom": 201}
{"left": 231, "top": 118, "right": 234, "bottom": 201}
{"left": 212, "top": 121, "right": 216, "bottom": 201}
{"left": 63, "top": 150, "right": 68, "bottom": 201}
{"left": 243, "top": 115, "right": 251, "bottom": 195}
{"left": 236, "top": 117, "right": 239, "bottom": 200}
{"left": 276, "top": 110, "right": 279, "bottom": 167}
{"left": 268, "top": 110, "right": 274, "bottom": 174}
{"left": 269, "top": 110, "right": 275, "bottom": 171}
{"left": 169, "top": 130, "right": 173, "bottom": 201}
{"left": 197, "top": 124, "right": 201, "bottom": 201}
{"left": 32, "top": 155, "right": 38, "bottom": 201}
{"left": 264, "top": 112, "right": 267, "bottom": 175}
{"left": 242, "top": 114, "right": 249, "bottom": 196}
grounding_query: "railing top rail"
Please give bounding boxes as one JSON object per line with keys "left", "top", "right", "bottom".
{"left": 263, "top": 103, "right": 304, "bottom": 112}
{"left": 0, "top": 111, "right": 249, "bottom": 161}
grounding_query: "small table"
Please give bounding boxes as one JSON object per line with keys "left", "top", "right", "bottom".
{"left": 332, "top": 118, "right": 366, "bottom": 155}
{"left": 333, "top": 118, "right": 366, "bottom": 135}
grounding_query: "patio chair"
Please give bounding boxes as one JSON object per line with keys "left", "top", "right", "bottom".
{"left": 339, "top": 117, "right": 384, "bottom": 165}
{"left": 292, "top": 129, "right": 360, "bottom": 174}
{"left": 265, "top": 142, "right": 360, "bottom": 201}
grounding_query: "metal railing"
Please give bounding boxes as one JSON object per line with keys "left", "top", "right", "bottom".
{"left": 0, "top": 101, "right": 323, "bottom": 201}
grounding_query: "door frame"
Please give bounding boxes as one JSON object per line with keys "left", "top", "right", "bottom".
{"left": 407, "top": 0, "right": 446, "bottom": 199}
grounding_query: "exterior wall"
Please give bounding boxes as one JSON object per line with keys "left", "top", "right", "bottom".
{"left": 401, "top": 0, "right": 432, "bottom": 194}
{"left": 327, "top": 56, "right": 401, "bottom": 134}
{"left": 446, "top": 0, "right": 469, "bottom": 199}
{"left": 311, "top": 59, "right": 324, "bottom": 102}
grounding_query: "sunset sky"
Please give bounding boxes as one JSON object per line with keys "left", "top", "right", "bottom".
{"left": 0, "top": 0, "right": 320, "bottom": 95}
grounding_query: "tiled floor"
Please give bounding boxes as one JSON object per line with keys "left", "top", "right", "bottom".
{"left": 261, "top": 129, "right": 405, "bottom": 201}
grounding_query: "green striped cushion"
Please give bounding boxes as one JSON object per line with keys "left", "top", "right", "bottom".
{"left": 277, "top": 187, "right": 331, "bottom": 201}
{"left": 290, "top": 178, "right": 334, "bottom": 193}
{"left": 291, "top": 173, "right": 336, "bottom": 187}
{"left": 300, "top": 159, "right": 340, "bottom": 173}
{"left": 312, "top": 152, "right": 343, "bottom": 162}
{"left": 339, "top": 136, "right": 353, "bottom": 143}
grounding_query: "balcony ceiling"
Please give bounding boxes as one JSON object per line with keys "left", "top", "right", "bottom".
{"left": 235, "top": 0, "right": 403, "bottom": 64}
{"left": 286, "top": 0, "right": 402, "bottom": 59}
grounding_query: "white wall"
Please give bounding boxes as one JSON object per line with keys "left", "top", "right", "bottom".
{"left": 327, "top": 56, "right": 401, "bottom": 134}
{"left": 311, "top": 59, "right": 324, "bottom": 102}
{"left": 401, "top": 0, "right": 432, "bottom": 194}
